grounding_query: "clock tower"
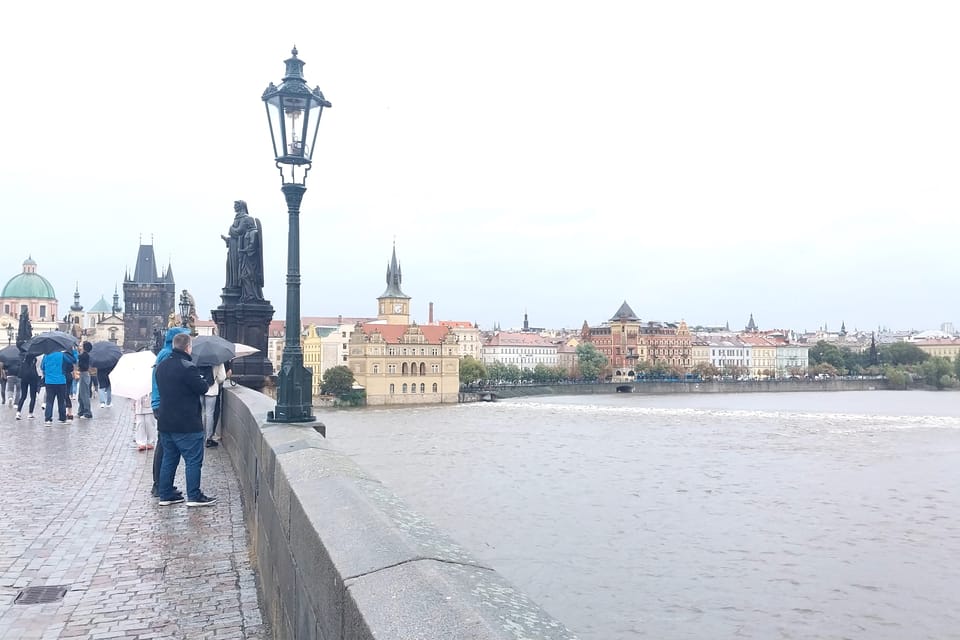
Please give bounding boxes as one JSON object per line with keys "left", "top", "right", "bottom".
{"left": 376, "top": 243, "right": 411, "bottom": 325}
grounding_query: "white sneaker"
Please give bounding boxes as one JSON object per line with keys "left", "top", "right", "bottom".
{"left": 15, "top": 412, "right": 21, "bottom": 420}
{"left": 100, "top": 403, "right": 106, "bottom": 408}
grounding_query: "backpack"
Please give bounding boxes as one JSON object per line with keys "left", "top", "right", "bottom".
{"left": 198, "top": 365, "right": 215, "bottom": 387}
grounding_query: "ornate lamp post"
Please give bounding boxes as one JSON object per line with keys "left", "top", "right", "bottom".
{"left": 5, "top": 324, "right": 12, "bottom": 345}
{"left": 179, "top": 290, "right": 191, "bottom": 329}
{"left": 263, "top": 47, "right": 331, "bottom": 423}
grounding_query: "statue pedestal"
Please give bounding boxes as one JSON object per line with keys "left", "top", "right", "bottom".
{"left": 212, "top": 295, "right": 275, "bottom": 391}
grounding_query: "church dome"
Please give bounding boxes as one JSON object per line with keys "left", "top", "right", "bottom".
{"left": 89, "top": 296, "right": 112, "bottom": 313}
{"left": 2, "top": 257, "right": 56, "bottom": 299}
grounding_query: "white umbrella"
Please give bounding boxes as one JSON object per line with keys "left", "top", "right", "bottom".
{"left": 109, "top": 350, "right": 158, "bottom": 400}
{"left": 234, "top": 343, "right": 259, "bottom": 358}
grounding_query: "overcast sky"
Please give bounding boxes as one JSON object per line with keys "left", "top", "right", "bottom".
{"left": 1, "top": 2, "right": 958, "bottom": 334}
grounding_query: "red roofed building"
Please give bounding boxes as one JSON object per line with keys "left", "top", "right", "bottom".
{"left": 348, "top": 245, "right": 461, "bottom": 405}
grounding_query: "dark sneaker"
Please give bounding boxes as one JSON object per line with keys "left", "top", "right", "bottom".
{"left": 158, "top": 495, "right": 185, "bottom": 506}
{"left": 151, "top": 485, "right": 180, "bottom": 498}
{"left": 205, "top": 439, "right": 219, "bottom": 448}
{"left": 186, "top": 494, "right": 217, "bottom": 507}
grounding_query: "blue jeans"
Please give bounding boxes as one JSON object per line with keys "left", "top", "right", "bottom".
{"left": 78, "top": 372, "right": 92, "bottom": 417}
{"left": 158, "top": 431, "right": 205, "bottom": 501}
{"left": 99, "top": 386, "right": 112, "bottom": 406}
{"left": 44, "top": 383, "right": 68, "bottom": 421}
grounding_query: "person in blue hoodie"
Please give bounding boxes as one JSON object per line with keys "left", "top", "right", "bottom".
{"left": 42, "top": 348, "right": 76, "bottom": 424}
{"left": 150, "top": 327, "right": 192, "bottom": 497}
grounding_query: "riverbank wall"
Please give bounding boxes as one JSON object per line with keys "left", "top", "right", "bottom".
{"left": 461, "top": 378, "right": 888, "bottom": 402}
{"left": 220, "top": 385, "right": 578, "bottom": 640}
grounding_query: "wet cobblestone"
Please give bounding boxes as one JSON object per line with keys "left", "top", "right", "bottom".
{"left": 0, "top": 400, "right": 267, "bottom": 639}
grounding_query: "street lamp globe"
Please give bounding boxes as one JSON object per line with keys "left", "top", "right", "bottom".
{"left": 262, "top": 46, "right": 332, "bottom": 186}
{"left": 263, "top": 47, "right": 331, "bottom": 424}
{"left": 179, "top": 290, "right": 191, "bottom": 329}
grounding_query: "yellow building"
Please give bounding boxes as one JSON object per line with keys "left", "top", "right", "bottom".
{"left": 348, "top": 245, "right": 460, "bottom": 405}
{"left": 914, "top": 339, "right": 960, "bottom": 361}
{"left": 740, "top": 334, "right": 778, "bottom": 378}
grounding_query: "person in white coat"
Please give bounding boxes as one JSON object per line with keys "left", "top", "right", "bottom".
{"left": 133, "top": 393, "right": 156, "bottom": 451}
{"left": 200, "top": 362, "right": 226, "bottom": 448}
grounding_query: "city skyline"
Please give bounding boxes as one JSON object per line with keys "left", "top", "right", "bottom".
{"left": 2, "top": 2, "right": 958, "bottom": 332}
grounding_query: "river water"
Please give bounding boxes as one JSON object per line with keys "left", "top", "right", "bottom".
{"left": 319, "top": 391, "right": 960, "bottom": 640}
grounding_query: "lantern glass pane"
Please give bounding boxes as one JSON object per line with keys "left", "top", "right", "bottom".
{"left": 265, "top": 101, "right": 285, "bottom": 160}
{"left": 282, "top": 96, "right": 309, "bottom": 159}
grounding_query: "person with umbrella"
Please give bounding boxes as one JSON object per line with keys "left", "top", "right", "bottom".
{"left": 41, "top": 347, "right": 76, "bottom": 424}
{"left": 16, "top": 349, "right": 41, "bottom": 420}
{"left": 155, "top": 332, "right": 216, "bottom": 507}
{"left": 4, "top": 350, "right": 21, "bottom": 408}
{"left": 76, "top": 342, "right": 94, "bottom": 419}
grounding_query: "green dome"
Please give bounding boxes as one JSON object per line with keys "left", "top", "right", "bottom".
{"left": 89, "top": 296, "right": 111, "bottom": 313}
{"left": 2, "top": 272, "right": 56, "bottom": 299}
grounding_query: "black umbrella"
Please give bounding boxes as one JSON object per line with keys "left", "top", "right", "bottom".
{"left": 16, "top": 310, "right": 32, "bottom": 348}
{"left": 0, "top": 345, "right": 20, "bottom": 366}
{"left": 22, "top": 330, "right": 78, "bottom": 356}
{"left": 89, "top": 342, "right": 123, "bottom": 369}
{"left": 191, "top": 335, "right": 236, "bottom": 367}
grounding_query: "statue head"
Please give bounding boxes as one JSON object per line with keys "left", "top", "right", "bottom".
{"left": 234, "top": 200, "right": 249, "bottom": 217}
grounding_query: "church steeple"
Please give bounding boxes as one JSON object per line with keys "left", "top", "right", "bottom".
{"left": 745, "top": 313, "right": 757, "bottom": 332}
{"left": 70, "top": 282, "right": 83, "bottom": 312}
{"left": 376, "top": 242, "right": 411, "bottom": 324}
{"left": 379, "top": 242, "right": 408, "bottom": 299}
{"left": 112, "top": 284, "right": 122, "bottom": 315}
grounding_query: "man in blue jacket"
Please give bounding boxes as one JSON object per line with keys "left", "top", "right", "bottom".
{"left": 42, "top": 349, "right": 76, "bottom": 424}
{"left": 155, "top": 332, "right": 215, "bottom": 507}
{"left": 150, "top": 327, "right": 191, "bottom": 497}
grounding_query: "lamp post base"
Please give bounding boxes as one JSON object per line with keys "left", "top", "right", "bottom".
{"left": 267, "top": 360, "right": 315, "bottom": 423}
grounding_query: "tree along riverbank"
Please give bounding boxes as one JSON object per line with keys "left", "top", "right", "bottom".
{"left": 460, "top": 378, "right": 891, "bottom": 401}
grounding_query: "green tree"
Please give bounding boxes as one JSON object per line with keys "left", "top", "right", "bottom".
{"left": 919, "top": 357, "right": 954, "bottom": 389}
{"left": 881, "top": 342, "right": 929, "bottom": 367}
{"left": 321, "top": 365, "right": 355, "bottom": 397}
{"left": 459, "top": 356, "right": 487, "bottom": 385}
{"left": 808, "top": 341, "right": 848, "bottom": 370}
{"left": 692, "top": 362, "right": 719, "bottom": 380}
{"left": 576, "top": 343, "right": 607, "bottom": 381}
{"left": 884, "top": 366, "right": 911, "bottom": 390}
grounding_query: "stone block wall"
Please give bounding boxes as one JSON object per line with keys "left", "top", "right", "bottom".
{"left": 220, "top": 386, "right": 578, "bottom": 640}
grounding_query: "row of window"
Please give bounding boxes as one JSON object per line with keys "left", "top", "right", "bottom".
{"left": 372, "top": 362, "right": 441, "bottom": 375}
{"left": 3, "top": 304, "right": 43, "bottom": 317}
{"left": 389, "top": 383, "right": 439, "bottom": 394}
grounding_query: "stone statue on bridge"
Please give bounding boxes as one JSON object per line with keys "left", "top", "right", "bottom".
{"left": 222, "top": 200, "right": 265, "bottom": 302}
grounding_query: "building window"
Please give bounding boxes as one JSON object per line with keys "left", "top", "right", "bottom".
{"left": 402, "top": 362, "right": 409, "bottom": 375}
{"left": 432, "top": 364, "right": 439, "bottom": 373}
{"left": 373, "top": 364, "right": 380, "bottom": 374}
{"left": 402, "top": 383, "right": 408, "bottom": 393}
{"left": 420, "top": 383, "right": 425, "bottom": 393}
{"left": 342, "top": 355, "right": 347, "bottom": 362}
{"left": 419, "top": 362, "right": 426, "bottom": 375}
{"left": 432, "top": 383, "right": 438, "bottom": 392}
{"left": 389, "top": 384, "right": 395, "bottom": 394}
{"left": 39, "top": 305, "right": 46, "bottom": 318}
{"left": 388, "top": 364, "right": 396, "bottom": 374}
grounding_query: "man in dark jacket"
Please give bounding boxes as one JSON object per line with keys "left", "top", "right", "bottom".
{"left": 155, "top": 333, "right": 215, "bottom": 507}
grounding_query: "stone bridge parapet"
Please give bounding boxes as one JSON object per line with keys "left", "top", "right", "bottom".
{"left": 221, "top": 386, "right": 577, "bottom": 640}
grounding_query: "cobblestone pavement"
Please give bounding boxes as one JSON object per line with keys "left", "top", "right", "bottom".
{"left": 0, "top": 398, "right": 268, "bottom": 639}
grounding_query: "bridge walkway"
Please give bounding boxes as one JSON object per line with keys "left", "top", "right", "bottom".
{"left": 0, "top": 395, "right": 266, "bottom": 639}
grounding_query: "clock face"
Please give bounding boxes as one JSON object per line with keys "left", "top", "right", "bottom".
{"left": 393, "top": 303, "right": 404, "bottom": 313}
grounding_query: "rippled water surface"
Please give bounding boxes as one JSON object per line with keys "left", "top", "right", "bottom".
{"left": 319, "top": 391, "right": 960, "bottom": 639}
